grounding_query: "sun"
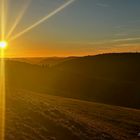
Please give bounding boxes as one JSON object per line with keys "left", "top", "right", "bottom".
{"left": 0, "top": 41, "right": 8, "bottom": 49}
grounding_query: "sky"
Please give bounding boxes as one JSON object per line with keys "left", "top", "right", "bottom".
{"left": 2, "top": 0, "right": 140, "bottom": 57}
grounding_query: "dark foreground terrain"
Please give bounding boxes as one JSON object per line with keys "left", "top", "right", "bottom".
{"left": 5, "top": 89, "right": 140, "bottom": 140}
{"left": 4, "top": 53, "right": 140, "bottom": 139}
{"left": 6, "top": 53, "right": 140, "bottom": 109}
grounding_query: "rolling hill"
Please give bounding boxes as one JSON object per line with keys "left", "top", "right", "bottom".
{"left": 6, "top": 53, "right": 140, "bottom": 109}
{"left": 5, "top": 88, "right": 140, "bottom": 140}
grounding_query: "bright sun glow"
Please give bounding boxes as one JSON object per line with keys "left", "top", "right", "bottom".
{"left": 0, "top": 0, "right": 75, "bottom": 140}
{"left": 0, "top": 41, "right": 8, "bottom": 49}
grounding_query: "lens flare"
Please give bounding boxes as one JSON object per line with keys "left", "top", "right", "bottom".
{"left": 6, "top": 0, "right": 32, "bottom": 39}
{"left": 1, "top": 0, "right": 6, "bottom": 40}
{"left": 0, "top": 49, "right": 5, "bottom": 140}
{"left": 0, "top": 1, "right": 76, "bottom": 140}
{"left": 9, "top": 0, "right": 75, "bottom": 41}
{"left": 0, "top": 0, "right": 7, "bottom": 139}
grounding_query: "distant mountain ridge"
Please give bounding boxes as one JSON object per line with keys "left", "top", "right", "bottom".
{"left": 8, "top": 56, "right": 76, "bottom": 65}
{"left": 6, "top": 53, "right": 140, "bottom": 109}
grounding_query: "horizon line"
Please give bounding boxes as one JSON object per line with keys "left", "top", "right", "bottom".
{"left": 3, "top": 52, "right": 140, "bottom": 59}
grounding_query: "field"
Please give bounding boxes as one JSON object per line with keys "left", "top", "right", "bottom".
{"left": 5, "top": 88, "right": 140, "bottom": 140}
{"left": 3, "top": 54, "right": 140, "bottom": 139}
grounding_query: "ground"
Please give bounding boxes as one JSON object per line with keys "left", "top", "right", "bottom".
{"left": 5, "top": 89, "right": 140, "bottom": 140}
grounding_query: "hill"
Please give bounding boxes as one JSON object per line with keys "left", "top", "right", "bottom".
{"left": 6, "top": 53, "right": 140, "bottom": 109}
{"left": 5, "top": 88, "right": 140, "bottom": 140}
{"left": 8, "top": 57, "right": 76, "bottom": 66}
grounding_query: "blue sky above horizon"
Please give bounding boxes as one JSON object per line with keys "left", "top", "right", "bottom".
{"left": 4, "top": 0, "right": 140, "bottom": 57}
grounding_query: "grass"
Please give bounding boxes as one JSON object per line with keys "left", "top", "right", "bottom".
{"left": 5, "top": 88, "right": 140, "bottom": 140}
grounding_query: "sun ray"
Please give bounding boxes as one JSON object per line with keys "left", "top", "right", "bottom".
{"left": 1, "top": 0, "right": 5, "bottom": 40}
{"left": 9, "top": 0, "right": 75, "bottom": 42}
{"left": 0, "top": 0, "right": 7, "bottom": 139}
{"left": 0, "top": 49, "right": 6, "bottom": 140}
{"left": 6, "top": 0, "right": 32, "bottom": 40}
{"left": 0, "top": 1, "right": 76, "bottom": 140}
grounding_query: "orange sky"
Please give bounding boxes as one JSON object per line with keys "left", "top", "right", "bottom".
{"left": 1, "top": 0, "right": 140, "bottom": 57}
{"left": 4, "top": 40, "right": 140, "bottom": 58}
